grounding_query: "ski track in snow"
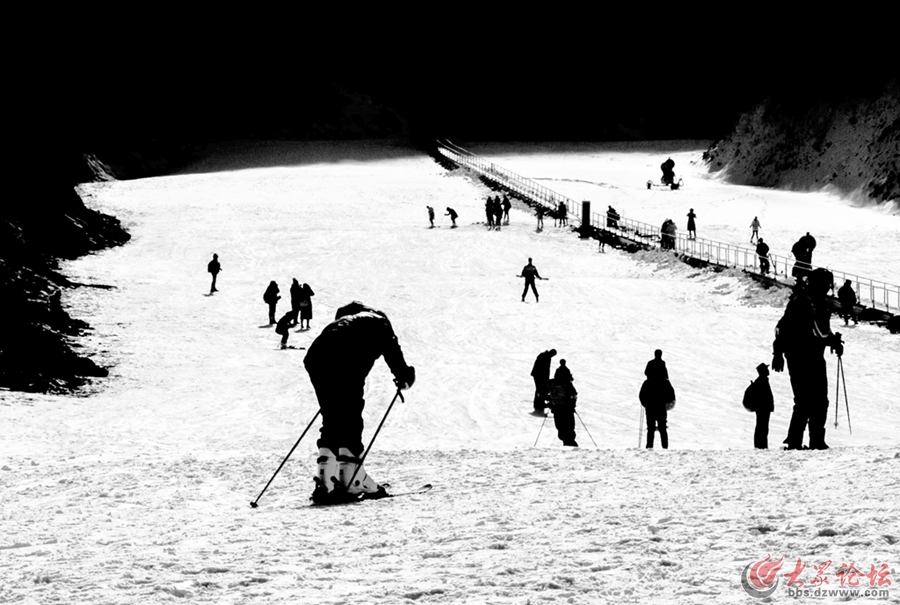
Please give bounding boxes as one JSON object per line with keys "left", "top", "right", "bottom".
{"left": 1, "top": 140, "right": 898, "bottom": 604}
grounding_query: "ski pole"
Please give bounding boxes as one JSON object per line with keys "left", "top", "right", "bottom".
{"left": 638, "top": 406, "right": 644, "bottom": 448}
{"left": 345, "top": 388, "right": 404, "bottom": 490}
{"left": 534, "top": 411, "right": 548, "bottom": 447}
{"left": 834, "top": 361, "right": 841, "bottom": 428}
{"left": 840, "top": 357, "right": 851, "bottom": 434}
{"left": 574, "top": 410, "right": 598, "bottom": 449}
{"left": 250, "top": 409, "right": 321, "bottom": 508}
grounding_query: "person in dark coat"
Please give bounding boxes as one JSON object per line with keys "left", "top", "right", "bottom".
{"left": 518, "top": 257, "right": 545, "bottom": 302}
{"left": 551, "top": 359, "right": 577, "bottom": 446}
{"left": 298, "top": 283, "right": 315, "bottom": 330}
{"left": 530, "top": 348, "right": 557, "bottom": 414}
{"left": 640, "top": 350, "right": 675, "bottom": 449}
{"left": 304, "top": 301, "right": 415, "bottom": 502}
{"left": 743, "top": 363, "right": 775, "bottom": 448}
{"left": 445, "top": 207, "right": 458, "bottom": 228}
{"left": 535, "top": 206, "right": 545, "bottom": 230}
{"left": 837, "top": 279, "right": 859, "bottom": 326}
{"left": 686, "top": 209, "right": 697, "bottom": 240}
{"left": 557, "top": 201, "right": 568, "bottom": 227}
{"left": 661, "top": 158, "right": 676, "bottom": 185}
{"left": 427, "top": 206, "right": 435, "bottom": 228}
{"left": 791, "top": 232, "right": 816, "bottom": 280}
{"left": 502, "top": 195, "right": 511, "bottom": 224}
{"left": 493, "top": 196, "right": 503, "bottom": 230}
{"left": 275, "top": 310, "right": 299, "bottom": 349}
{"left": 290, "top": 278, "right": 302, "bottom": 326}
{"left": 485, "top": 197, "right": 494, "bottom": 228}
{"left": 263, "top": 281, "right": 281, "bottom": 325}
{"left": 756, "top": 238, "right": 771, "bottom": 275}
{"left": 207, "top": 253, "right": 221, "bottom": 294}
{"left": 772, "top": 268, "right": 843, "bottom": 450}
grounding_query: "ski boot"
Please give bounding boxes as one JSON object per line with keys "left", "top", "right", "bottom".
{"left": 310, "top": 448, "right": 341, "bottom": 504}
{"left": 337, "top": 448, "right": 388, "bottom": 499}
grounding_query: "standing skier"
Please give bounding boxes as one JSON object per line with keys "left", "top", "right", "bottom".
{"left": 756, "top": 239, "right": 771, "bottom": 275}
{"left": 551, "top": 359, "right": 578, "bottom": 446}
{"left": 750, "top": 217, "right": 761, "bottom": 243}
{"left": 304, "top": 301, "right": 416, "bottom": 503}
{"left": 742, "top": 363, "right": 774, "bottom": 449}
{"left": 686, "top": 208, "right": 697, "bottom": 240}
{"left": 207, "top": 253, "right": 221, "bottom": 294}
{"left": 772, "top": 268, "right": 843, "bottom": 450}
{"left": 837, "top": 279, "right": 859, "bottom": 326}
{"left": 530, "top": 348, "right": 557, "bottom": 414}
{"left": 263, "top": 281, "right": 281, "bottom": 325}
{"left": 640, "top": 350, "right": 675, "bottom": 449}
{"left": 518, "top": 257, "right": 545, "bottom": 302}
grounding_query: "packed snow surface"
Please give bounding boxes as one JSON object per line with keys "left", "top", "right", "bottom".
{"left": 1, "top": 140, "right": 897, "bottom": 604}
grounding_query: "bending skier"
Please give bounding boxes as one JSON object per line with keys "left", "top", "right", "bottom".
{"left": 304, "top": 301, "right": 415, "bottom": 503}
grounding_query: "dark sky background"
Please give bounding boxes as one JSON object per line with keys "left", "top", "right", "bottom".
{"left": 26, "top": 17, "right": 897, "bottom": 149}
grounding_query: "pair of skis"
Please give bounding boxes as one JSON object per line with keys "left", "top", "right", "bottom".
{"left": 310, "top": 483, "right": 433, "bottom": 507}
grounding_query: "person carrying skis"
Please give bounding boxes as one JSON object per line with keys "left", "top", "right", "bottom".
{"left": 263, "top": 281, "right": 281, "bottom": 325}
{"left": 445, "top": 207, "right": 458, "bottom": 228}
{"left": 837, "top": 279, "right": 859, "bottom": 326}
{"left": 742, "top": 363, "right": 774, "bottom": 448}
{"left": 304, "top": 301, "right": 416, "bottom": 503}
{"left": 550, "top": 359, "right": 578, "bottom": 446}
{"left": 639, "top": 349, "right": 675, "bottom": 449}
{"left": 518, "top": 257, "right": 545, "bottom": 302}
{"left": 750, "top": 217, "right": 761, "bottom": 243}
{"left": 772, "top": 268, "right": 843, "bottom": 450}
{"left": 756, "top": 238, "right": 771, "bottom": 275}
{"left": 207, "top": 253, "right": 221, "bottom": 294}
{"left": 530, "top": 348, "right": 557, "bottom": 414}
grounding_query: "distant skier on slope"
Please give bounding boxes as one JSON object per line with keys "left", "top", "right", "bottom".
{"left": 742, "top": 363, "right": 774, "bottom": 449}
{"left": 640, "top": 349, "right": 675, "bottom": 449}
{"left": 771, "top": 268, "right": 843, "bottom": 450}
{"left": 427, "top": 206, "right": 435, "bottom": 228}
{"left": 518, "top": 257, "right": 546, "bottom": 302}
{"left": 750, "top": 217, "right": 761, "bottom": 243}
{"left": 445, "top": 207, "right": 458, "bottom": 228}
{"left": 304, "top": 301, "right": 416, "bottom": 503}
{"left": 551, "top": 359, "right": 578, "bottom": 446}
{"left": 530, "top": 348, "right": 557, "bottom": 414}
{"left": 275, "top": 309, "right": 299, "bottom": 349}
{"left": 207, "top": 253, "right": 221, "bottom": 294}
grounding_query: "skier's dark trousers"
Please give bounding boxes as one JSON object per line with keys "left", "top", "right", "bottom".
{"left": 772, "top": 269, "right": 843, "bottom": 450}
{"left": 530, "top": 349, "right": 557, "bottom": 413}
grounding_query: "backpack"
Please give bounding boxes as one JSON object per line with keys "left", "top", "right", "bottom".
{"left": 742, "top": 381, "right": 756, "bottom": 412}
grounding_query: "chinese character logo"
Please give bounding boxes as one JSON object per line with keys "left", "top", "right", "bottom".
{"left": 742, "top": 554, "right": 785, "bottom": 598}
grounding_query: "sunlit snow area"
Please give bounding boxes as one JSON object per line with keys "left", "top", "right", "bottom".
{"left": 2, "top": 140, "right": 897, "bottom": 604}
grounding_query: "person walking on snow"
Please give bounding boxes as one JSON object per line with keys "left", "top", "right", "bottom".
{"left": 686, "top": 208, "right": 697, "bottom": 240}
{"left": 772, "top": 268, "right": 843, "bottom": 450}
{"left": 263, "top": 281, "right": 281, "bottom": 325}
{"left": 551, "top": 359, "right": 578, "bottom": 446}
{"left": 838, "top": 279, "right": 859, "bottom": 326}
{"left": 742, "top": 363, "right": 774, "bottom": 448}
{"left": 207, "top": 253, "right": 221, "bottom": 294}
{"left": 518, "top": 257, "right": 545, "bottom": 302}
{"left": 750, "top": 217, "right": 761, "bottom": 243}
{"left": 445, "top": 207, "right": 458, "bottom": 228}
{"left": 530, "top": 348, "right": 557, "bottom": 414}
{"left": 304, "top": 301, "right": 416, "bottom": 503}
{"left": 640, "top": 349, "right": 675, "bottom": 449}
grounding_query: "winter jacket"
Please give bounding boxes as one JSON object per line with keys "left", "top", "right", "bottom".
{"left": 773, "top": 289, "right": 836, "bottom": 357}
{"left": 531, "top": 351, "right": 555, "bottom": 380}
{"left": 644, "top": 359, "right": 668, "bottom": 381}
{"left": 742, "top": 377, "right": 774, "bottom": 413}
{"left": 521, "top": 264, "right": 541, "bottom": 282}
{"left": 263, "top": 284, "right": 280, "bottom": 305}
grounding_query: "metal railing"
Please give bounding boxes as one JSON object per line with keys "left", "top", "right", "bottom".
{"left": 436, "top": 139, "right": 900, "bottom": 313}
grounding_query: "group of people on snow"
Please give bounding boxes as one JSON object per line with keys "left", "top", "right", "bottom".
{"left": 530, "top": 349, "right": 578, "bottom": 447}
{"left": 263, "top": 279, "right": 315, "bottom": 349}
{"left": 484, "top": 195, "right": 512, "bottom": 229}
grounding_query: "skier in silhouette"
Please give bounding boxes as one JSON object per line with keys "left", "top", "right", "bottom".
{"left": 530, "top": 348, "right": 557, "bottom": 414}
{"left": 207, "top": 253, "right": 221, "bottom": 294}
{"left": 551, "top": 359, "right": 578, "bottom": 446}
{"left": 304, "top": 301, "right": 415, "bottom": 503}
{"left": 518, "top": 257, "right": 545, "bottom": 302}
{"left": 445, "top": 207, "right": 458, "bottom": 228}
{"left": 640, "top": 350, "right": 675, "bottom": 449}
{"left": 427, "top": 206, "right": 435, "bottom": 228}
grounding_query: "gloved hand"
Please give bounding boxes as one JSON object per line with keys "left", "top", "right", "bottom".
{"left": 771, "top": 351, "right": 785, "bottom": 372}
{"left": 830, "top": 332, "right": 844, "bottom": 357}
{"left": 395, "top": 366, "right": 416, "bottom": 390}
